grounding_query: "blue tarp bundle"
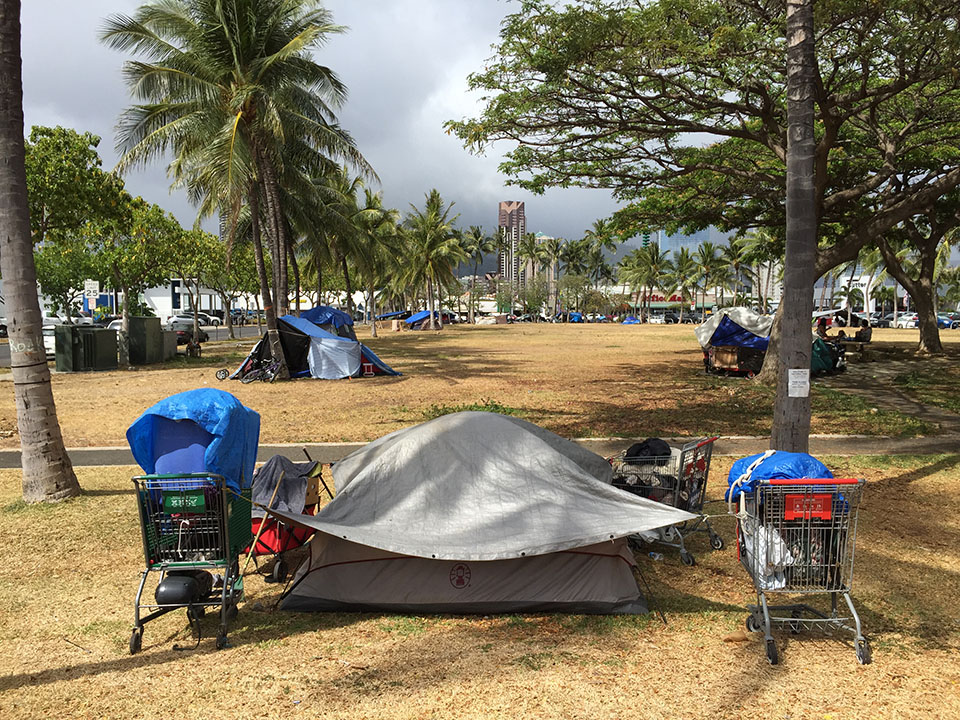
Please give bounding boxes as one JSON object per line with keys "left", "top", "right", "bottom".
{"left": 725, "top": 451, "right": 833, "bottom": 501}
{"left": 569, "top": 312, "right": 584, "bottom": 323}
{"left": 301, "top": 306, "right": 353, "bottom": 329}
{"left": 622, "top": 315, "right": 639, "bottom": 325}
{"left": 126, "top": 389, "right": 261, "bottom": 492}
{"left": 711, "top": 315, "right": 770, "bottom": 350}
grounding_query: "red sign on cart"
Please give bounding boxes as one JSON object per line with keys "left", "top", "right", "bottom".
{"left": 783, "top": 493, "right": 832, "bottom": 520}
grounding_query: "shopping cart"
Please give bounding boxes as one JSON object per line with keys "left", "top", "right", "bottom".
{"left": 730, "top": 477, "right": 870, "bottom": 665}
{"left": 608, "top": 437, "right": 721, "bottom": 565}
{"left": 130, "top": 474, "right": 251, "bottom": 652}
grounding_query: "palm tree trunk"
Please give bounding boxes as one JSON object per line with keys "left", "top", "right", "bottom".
{"left": 426, "top": 277, "right": 437, "bottom": 330}
{"left": 249, "top": 186, "right": 288, "bottom": 378}
{"left": 340, "top": 255, "right": 354, "bottom": 316}
{"left": 290, "top": 241, "right": 301, "bottom": 317}
{"left": 770, "top": 0, "right": 816, "bottom": 452}
{"left": 369, "top": 281, "right": 378, "bottom": 338}
{"left": 0, "top": 0, "right": 80, "bottom": 502}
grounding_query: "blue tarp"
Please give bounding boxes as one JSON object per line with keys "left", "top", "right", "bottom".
{"left": 622, "top": 316, "right": 639, "bottom": 325}
{"left": 126, "top": 389, "right": 260, "bottom": 492}
{"left": 405, "top": 310, "right": 437, "bottom": 325}
{"left": 280, "top": 314, "right": 353, "bottom": 343}
{"left": 711, "top": 315, "right": 769, "bottom": 350}
{"left": 301, "top": 306, "right": 353, "bottom": 329}
{"left": 376, "top": 310, "right": 410, "bottom": 320}
{"left": 725, "top": 451, "right": 833, "bottom": 501}
{"left": 569, "top": 312, "right": 584, "bottom": 323}
{"left": 360, "top": 344, "right": 401, "bottom": 376}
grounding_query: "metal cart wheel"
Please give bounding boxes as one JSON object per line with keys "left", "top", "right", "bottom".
{"left": 271, "top": 559, "right": 288, "bottom": 584}
{"left": 856, "top": 638, "right": 872, "bottom": 665}
{"left": 709, "top": 532, "right": 725, "bottom": 550}
{"left": 129, "top": 627, "right": 143, "bottom": 655}
{"left": 765, "top": 639, "right": 779, "bottom": 665}
{"left": 216, "top": 630, "right": 228, "bottom": 650}
{"left": 680, "top": 549, "right": 696, "bottom": 566}
{"left": 745, "top": 615, "right": 760, "bottom": 633}
{"left": 215, "top": 368, "right": 228, "bottom": 380}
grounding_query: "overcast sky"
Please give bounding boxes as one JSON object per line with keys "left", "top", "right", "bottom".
{"left": 20, "top": 0, "right": 621, "bottom": 241}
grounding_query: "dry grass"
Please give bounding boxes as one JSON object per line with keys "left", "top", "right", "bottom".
{"left": 0, "top": 454, "right": 957, "bottom": 719}
{"left": 2, "top": 324, "right": 955, "bottom": 449}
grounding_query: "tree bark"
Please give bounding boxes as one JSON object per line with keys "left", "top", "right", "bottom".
{"left": 0, "top": 0, "right": 80, "bottom": 502}
{"left": 249, "top": 186, "right": 288, "bottom": 378}
{"left": 340, "top": 255, "right": 354, "bottom": 317}
{"left": 368, "top": 281, "right": 378, "bottom": 338}
{"left": 771, "top": 0, "right": 817, "bottom": 453}
{"left": 876, "top": 231, "right": 943, "bottom": 353}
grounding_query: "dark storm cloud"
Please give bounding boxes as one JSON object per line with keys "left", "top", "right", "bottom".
{"left": 20, "top": 0, "right": 621, "bottom": 238}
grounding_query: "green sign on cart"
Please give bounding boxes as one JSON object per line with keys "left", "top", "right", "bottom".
{"left": 163, "top": 491, "right": 206, "bottom": 513}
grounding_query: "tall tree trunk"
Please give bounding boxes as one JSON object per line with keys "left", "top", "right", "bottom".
{"left": 877, "top": 232, "right": 943, "bottom": 354}
{"left": 289, "top": 241, "right": 301, "bottom": 317}
{"left": 340, "top": 255, "right": 354, "bottom": 316}
{"left": 368, "top": 281, "right": 378, "bottom": 338}
{"left": 222, "top": 292, "right": 235, "bottom": 339}
{"left": 844, "top": 260, "right": 857, "bottom": 326}
{"left": 0, "top": 0, "right": 80, "bottom": 502}
{"left": 818, "top": 272, "right": 827, "bottom": 310}
{"left": 426, "top": 277, "right": 437, "bottom": 330}
{"left": 255, "top": 294, "right": 262, "bottom": 331}
{"left": 893, "top": 281, "right": 899, "bottom": 326}
{"left": 249, "top": 186, "right": 288, "bottom": 378}
{"left": 115, "top": 271, "right": 130, "bottom": 366}
{"left": 771, "top": 0, "right": 816, "bottom": 453}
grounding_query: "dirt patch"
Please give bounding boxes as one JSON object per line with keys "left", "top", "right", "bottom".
{"left": 0, "top": 454, "right": 957, "bottom": 719}
{"left": 1, "top": 325, "right": 950, "bottom": 449}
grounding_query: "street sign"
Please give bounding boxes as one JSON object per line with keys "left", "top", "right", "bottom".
{"left": 83, "top": 280, "right": 100, "bottom": 300}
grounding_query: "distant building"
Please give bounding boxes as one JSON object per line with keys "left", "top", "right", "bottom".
{"left": 497, "top": 201, "right": 525, "bottom": 284}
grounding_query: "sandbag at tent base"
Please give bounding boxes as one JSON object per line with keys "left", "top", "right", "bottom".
{"left": 280, "top": 534, "right": 647, "bottom": 615}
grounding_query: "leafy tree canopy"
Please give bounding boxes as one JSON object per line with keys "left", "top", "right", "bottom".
{"left": 25, "top": 125, "right": 127, "bottom": 244}
{"left": 448, "top": 0, "right": 960, "bottom": 276}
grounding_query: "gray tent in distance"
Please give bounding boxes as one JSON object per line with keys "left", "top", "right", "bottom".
{"left": 275, "top": 412, "right": 694, "bottom": 614}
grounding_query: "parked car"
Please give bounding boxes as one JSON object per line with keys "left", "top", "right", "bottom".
{"left": 107, "top": 319, "right": 124, "bottom": 331}
{"left": 41, "top": 325, "right": 56, "bottom": 360}
{"left": 895, "top": 313, "right": 919, "bottom": 329}
{"left": 0, "top": 318, "right": 6, "bottom": 338}
{"left": 166, "top": 312, "right": 220, "bottom": 327}
{"left": 936, "top": 313, "right": 960, "bottom": 329}
{"left": 171, "top": 327, "right": 209, "bottom": 344}
{"left": 166, "top": 316, "right": 210, "bottom": 340}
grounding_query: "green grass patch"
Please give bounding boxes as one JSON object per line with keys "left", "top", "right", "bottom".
{"left": 376, "top": 616, "right": 436, "bottom": 636}
{"left": 812, "top": 386, "right": 934, "bottom": 436}
{"left": 421, "top": 398, "right": 526, "bottom": 420}
{"left": 893, "top": 367, "right": 960, "bottom": 413}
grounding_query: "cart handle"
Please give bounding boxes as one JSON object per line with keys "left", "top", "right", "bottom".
{"left": 763, "top": 477, "right": 861, "bottom": 485}
{"left": 694, "top": 436, "right": 719, "bottom": 450}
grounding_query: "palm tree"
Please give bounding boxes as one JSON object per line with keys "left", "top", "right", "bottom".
{"left": 517, "top": 232, "right": 546, "bottom": 287}
{"left": 460, "top": 226, "right": 495, "bottom": 324}
{"left": 102, "top": 0, "right": 370, "bottom": 377}
{"left": 0, "top": 0, "right": 80, "bottom": 502}
{"left": 641, "top": 242, "right": 673, "bottom": 321}
{"left": 352, "top": 190, "right": 400, "bottom": 337}
{"left": 695, "top": 241, "right": 721, "bottom": 313}
{"left": 669, "top": 247, "right": 698, "bottom": 322}
{"left": 540, "top": 235, "right": 564, "bottom": 316}
{"left": 403, "top": 190, "right": 464, "bottom": 330}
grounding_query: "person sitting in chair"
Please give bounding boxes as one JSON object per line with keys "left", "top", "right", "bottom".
{"left": 855, "top": 318, "right": 872, "bottom": 343}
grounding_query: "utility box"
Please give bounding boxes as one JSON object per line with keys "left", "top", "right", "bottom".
{"left": 55, "top": 326, "right": 118, "bottom": 372}
{"left": 162, "top": 331, "right": 178, "bottom": 360}
{"left": 127, "top": 316, "right": 163, "bottom": 365}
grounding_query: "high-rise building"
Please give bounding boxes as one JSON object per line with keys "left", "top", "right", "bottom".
{"left": 497, "top": 201, "right": 525, "bottom": 284}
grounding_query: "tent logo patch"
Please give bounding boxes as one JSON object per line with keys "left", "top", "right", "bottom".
{"left": 449, "top": 563, "right": 471, "bottom": 589}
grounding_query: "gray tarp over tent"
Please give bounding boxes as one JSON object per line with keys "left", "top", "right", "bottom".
{"left": 276, "top": 412, "right": 694, "bottom": 614}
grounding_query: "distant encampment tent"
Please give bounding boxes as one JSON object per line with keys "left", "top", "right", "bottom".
{"left": 300, "top": 306, "right": 356, "bottom": 340}
{"left": 695, "top": 307, "right": 773, "bottom": 351}
{"left": 275, "top": 411, "right": 693, "bottom": 614}
{"left": 231, "top": 315, "right": 398, "bottom": 380}
{"left": 622, "top": 315, "right": 640, "bottom": 325}
{"left": 405, "top": 310, "right": 445, "bottom": 330}
{"left": 376, "top": 310, "right": 411, "bottom": 321}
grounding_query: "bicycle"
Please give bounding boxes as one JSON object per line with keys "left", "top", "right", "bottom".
{"left": 240, "top": 357, "right": 282, "bottom": 383}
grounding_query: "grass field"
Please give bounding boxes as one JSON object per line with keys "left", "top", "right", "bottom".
{"left": 0, "top": 455, "right": 957, "bottom": 719}
{"left": 2, "top": 324, "right": 955, "bottom": 449}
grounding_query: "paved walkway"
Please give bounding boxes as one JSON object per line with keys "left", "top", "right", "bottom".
{"left": 1, "top": 433, "right": 957, "bottom": 469}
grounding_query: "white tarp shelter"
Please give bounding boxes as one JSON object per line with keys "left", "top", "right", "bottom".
{"left": 275, "top": 412, "right": 694, "bottom": 614}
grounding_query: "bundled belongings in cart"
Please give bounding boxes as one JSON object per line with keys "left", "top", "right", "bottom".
{"left": 608, "top": 436, "right": 721, "bottom": 565}
{"left": 227, "top": 315, "right": 399, "bottom": 382}
{"left": 726, "top": 451, "right": 870, "bottom": 665}
{"left": 696, "top": 307, "right": 772, "bottom": 377}
{"left": 125, "top": 388, "right": 260, "bottom": 652}
{"left": 265, "top": 412, "right": 695, "bottom": 614}
{"left": 300, "top": 305, "right": 357, "bottom": 340}
{"left": 248, "top": 454, "right": 333, "bottom": 583}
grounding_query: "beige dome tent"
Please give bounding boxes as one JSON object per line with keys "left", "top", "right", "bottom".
{"left": 274, "top": 412, "right": 694, "bottom": 614}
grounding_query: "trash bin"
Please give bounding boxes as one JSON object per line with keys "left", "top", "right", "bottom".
{"left": 55, "top": 326, "right": 118, "bottom": 372}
